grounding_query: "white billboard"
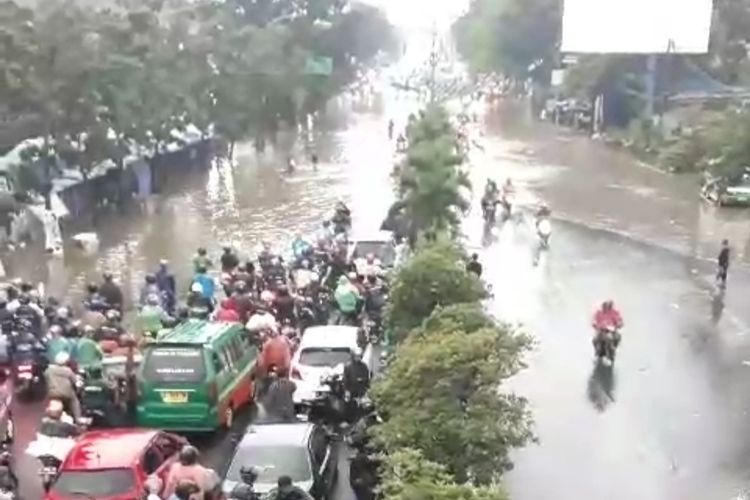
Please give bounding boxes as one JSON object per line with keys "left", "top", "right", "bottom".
{"left": 561, "top": 0, "right": 714, "bottom": 54}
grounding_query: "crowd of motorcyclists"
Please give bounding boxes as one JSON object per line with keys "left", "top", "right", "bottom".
{"left": 0, "top": 200, "right": 392, "bottom": 499}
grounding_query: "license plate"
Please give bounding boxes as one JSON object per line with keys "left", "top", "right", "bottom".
{"left": 161, "top": 392, "right": 188, "bottom": 404}
{"left": 17, "top": 372, "right": 31, "bottom": 380}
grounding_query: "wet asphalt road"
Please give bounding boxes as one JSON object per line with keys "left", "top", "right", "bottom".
{"left": 463, "top": 106, "right": 750, "bottom": 499}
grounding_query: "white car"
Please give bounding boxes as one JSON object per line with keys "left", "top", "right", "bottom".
{"left": 347, "top": 230, "right": 397, "bottom": 270}
{"left": 291, "top": 325, "right": 374, "bottom": 404}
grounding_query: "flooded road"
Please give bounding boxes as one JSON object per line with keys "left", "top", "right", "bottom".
{"left": 8, "top": 1, "right": 750, "bottom": 497}
{"left": 463, "top": 104, "right": 750, "bottom": 499}
{"left": 479, "top": 101, "right": 750, "bottom": 267}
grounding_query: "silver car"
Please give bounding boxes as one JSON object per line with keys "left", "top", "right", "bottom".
{"left": 223, "top": 422, "right": 338, "bottom": 500}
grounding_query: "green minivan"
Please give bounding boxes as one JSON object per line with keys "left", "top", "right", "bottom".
{"left": 136, "top": 320, "right": 257, "bottom": 432}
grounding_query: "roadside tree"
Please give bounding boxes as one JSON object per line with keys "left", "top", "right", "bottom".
{"left": 380, "top": 448, "right": 509, "bottom": 500}
{"left": 386, "top": 239, "right": 484, "bottom": 338}
{"left": 372, "top": 313, "right": 533, "bottom": 484}
{"left": 387, "top": 106, "right": 470, "bottom": 242}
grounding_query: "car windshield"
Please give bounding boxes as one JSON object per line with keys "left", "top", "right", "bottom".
{"left": 142, "top": 347, "right": 205, "bottom": 383}
{"left": 51, "top": 468, "right": 136, "bottom": 497}
{"left": 352, "top": 241, "right": 395, "bottom": 266}
{"left": 226, "top": 444, "right": 312, "bottom": 484}
{"left": 299, "top": 347, "right": 351, "bottom": 367}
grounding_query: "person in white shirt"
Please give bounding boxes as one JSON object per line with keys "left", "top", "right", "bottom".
{"left": 246, "top": 306, "right": 278, "bottom": 336}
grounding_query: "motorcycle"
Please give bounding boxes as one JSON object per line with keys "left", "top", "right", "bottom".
{"left": 302, "top": 373, "right": 348, "bottom": 433}
{"left": 537, "top": 217, "right": 551, "bottom": 249}
{"left": 500, "top": 198, "right": 512, "bottom": 224}
{"left": 11, "top": 341, "right": 46, "bottom": 399}
{"left": 364, "top": 315, "right": 383, "bottom": 345}
{"left": 594, "top": 327, "right": 620, "bottom": 365}
{"left": 482, "top": 200, "right": 497, "bottom": 225}
{"left": 0, "top": 446, "right": 17, "bottom": 499}
{"left": 26, "top": 431, "right": 77, "bottom": 491}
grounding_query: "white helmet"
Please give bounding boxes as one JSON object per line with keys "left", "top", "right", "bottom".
{"left": 54, "top": 351, "right": 70, "bottom": 366}
{"left": 191, "top": 282, "right": 203, "bottom": 293}
{"left": 260, "top": 290, "right": 274, "bottom": 303}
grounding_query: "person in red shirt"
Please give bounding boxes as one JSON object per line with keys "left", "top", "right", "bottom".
{"left": 259, "top": 330, "right": 291, "bottom": 378}
{"left": 592, "top": 300, "right": 623, "bottom": 331}
{"left": 214, "top": 298, "right": 240, "bottom": 323}
{"left": 591, "top": 300, "right": 623, "bottom": 352}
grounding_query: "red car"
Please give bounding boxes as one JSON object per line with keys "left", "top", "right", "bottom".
{"left": 45, "top": 428, "right": 187, "bottom": 500}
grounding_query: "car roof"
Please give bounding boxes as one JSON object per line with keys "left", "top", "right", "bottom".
{"left": 239, "top": 422, "right": 313, "bottom": 448}
{"left": 299, "top": 326, "right": 359, "bottom": 350}
{"left": 155, "top": 319, "right": 241, "bottom": 345}
{"left": 62, "top": 428, "right": 160, "bottom": 470}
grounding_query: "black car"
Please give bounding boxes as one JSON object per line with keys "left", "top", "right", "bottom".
{"left": 223, "top": 422, "right": 338, "bottom": 500}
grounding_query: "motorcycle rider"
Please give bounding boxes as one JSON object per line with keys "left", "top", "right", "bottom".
{"left": 231, "top": 281, "right": 255, "bottom": 324}
{"left": 83, "top": 283, "right": 108, "bottom": 313}
{"left": 163, "top": 446, "right": 220, "bottom": 500}
{"left": 343, "top": 351, "right": 370, "bottom": 399}
{"left": 332, "top": 201, "right": 351, "bottom": 234}
{"left": 396, "top": 133, "right": 407, "bottom": 152}
{"left": 273, "top": 285, "right": 296, "bottom": 324}
{"left": 13, "top": 293, "right": 43, "bottom": 335}
{"left": 717, "top": 239, "right": 730, "bottom": 288}
{"left": 363, "top": 275, "right": 386, "bottom": 330}
{"left": 230, "top": 466, "right": 261, "bottom": 500}
{"left": 187, "top": 282, "right": 213, "bottom": 317}
{"left": 193, "top": 266, "right": 216, "bottom": 303}
{"left": 0, "top": 445, "right": 18, "bottom": 496}
{"left": 156, "top": 259, "right": 177, "bottom": 314}
{"left": 265, "top": 476, "right": 314, "bottom": 500}
{"left": 193, "top": 248, "right": 213, "bottom": 274}
{"left": 44, "top": 352, "right": 82, "bottom": 423}
{"left": 246, "top": 305, "right": 278, "bottom": 339}
{"left": 259, "top": 330, "right": 291, "bottom": 379}
{"left": 145, "top": 476, "right": 163, "bottom": 500}
{"left": 292, "top": 234, "right": 312, "bottom": 263}
{"left": 99, "top": 273, "right": 124, "bottom": 313}
{"left": 221, "top": 246, "right": 240, "bottom": 273}
{"left": 592, "top": 300, "right": 623, "bottom": 354}
{"left": 258, "top": 365, "right": 296, "bottom": 423}
{"left": 214, "top": 298, "right": 240, "bottom": 323}
{"left": 335, "top": 275, "right": 361, "bottom": 325}
{"left": 481, "top": 179, "right": 499, "bottom": 222}
{"left": 135, "top": 294, "right": 170, "bottom": 337}
{"left": 98, "top": 309, "right": 125, "bottom": 342}
{"left": 139, "top": 274, "right": 162, "bottom": 308}
{"left": 38, "top": 400, "right": 79, "bottom": 438}
{"left": 74, "top": 325, "right": 103, "bottom": 372}
{"left": 0, "top": 299, "right": 13, "bottom": 336}
{"left": 45, "top": 325, "right": 73, "bottom": 364}
{"left": 466, "top": 253, "right": 482, "bottom": 277}
{"left": 500, "top": 178, "right": 514, "bottom": 218}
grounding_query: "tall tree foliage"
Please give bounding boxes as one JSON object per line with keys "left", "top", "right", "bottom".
{"left": 380, "top": 448, "right": 510, "bottom": 500}
{"left": 453, "top": 0, "right": 561, "bottom": 80}
{"left": 0, "top": 0, "right": 396, "bottom": 175}
{"left": 373, "top": 303, "right": 533, "bottom": 484}
{"left": 388, "top": 106, "right": 470, "bottom": 242}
